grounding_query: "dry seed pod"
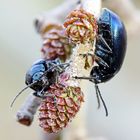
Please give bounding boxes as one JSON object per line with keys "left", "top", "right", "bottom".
{"left": 39, "top": 83, "right": 84, "bottom": 133}
{"left": 64, "top": 8, "right": 98, "bottom": 44}
{"left": 41, "top": 25, "right": 72, "bottom": 62}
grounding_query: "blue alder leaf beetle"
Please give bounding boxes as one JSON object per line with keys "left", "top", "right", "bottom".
{"left": 10, "top": 58, "right": 70, "bottom": 107}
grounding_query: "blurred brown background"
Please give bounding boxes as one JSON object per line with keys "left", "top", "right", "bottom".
{"left": 0, "top": 0, "right": 140, "bottom": 140}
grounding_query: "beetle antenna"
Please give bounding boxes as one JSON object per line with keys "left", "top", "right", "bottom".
{"left": 10, "top": 81, "right": 37, "bottom": 108}
{"left": 95, "top": 84, "right": 101, "bottom": 109}
{"left": 95, "top": 84, "right": 108, "bottom": 116}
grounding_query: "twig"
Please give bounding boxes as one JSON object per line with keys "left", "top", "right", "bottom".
{"left": 34, "top": 0, "right": 80, "bottom": 34}
{"left": 81, "top": 0, "right": 101, "bottom": 17}
{"left": 16, "top": 93, "right": 41, "bottom": 126}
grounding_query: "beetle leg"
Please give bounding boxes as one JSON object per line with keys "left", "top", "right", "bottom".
{"left": 73, "top": 76, "right": 94, "bottom": 80}
{"left": 52, "top": 62, "right": 70, "bottom": 73}
{"left": 98, "top": 34, "right": 112, "bottom": 52}
{"left": 96, "top": 44, "right": 112, "bottom": 54}
{"left": 33, "top": 77, "right": 52, "bottom": 98}
{"left": 47, "top": 62, "right": 70, "bottom": 72}
{"left": 73, "top": 76, "right": 98, "bottom": 84}
{"left": 49, "top": 63, "right": 64, "bottom": 73}
{"left": 53, "top": 63, "right": 71, "bottom": 83}
{"left": 33, "top": 84, "right": 47, "bottom": 98}
{"left": 33, "top": 92, "right": 43, "bottom": 98}
{"left": 94, "top": 55, "right": 109, "bottom": 68}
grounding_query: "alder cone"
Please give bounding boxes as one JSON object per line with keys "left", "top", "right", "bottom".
{"left": 64, "top": 8, "right": 98, "bottom": 44}
{"left": 41, "top": 26, "right": 72, "bottom": 62}
{"left": 39, "top": 84, "right": 84, "bottom": 133}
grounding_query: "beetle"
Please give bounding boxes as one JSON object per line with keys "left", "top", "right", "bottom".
{"left": 10, "top": 58, "right": 70, "bottom": 107}
{"left": 74, "top": 8, "right": 127, "bottom": 116}
{"left": 91, "top": 8, "right": 127, "bottom": 83}
{"left": 25, "top": 58, "right": 61, "bottom": 96}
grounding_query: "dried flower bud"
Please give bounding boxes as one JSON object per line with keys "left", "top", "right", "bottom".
{"left": 41, "top": 25, "right": 72, "bottom": 61}
{"left": 39, "top": 82, "right": 84, "bottom": 133}
{"left": 64, "top": 8, "right": 98, "bottom": 44}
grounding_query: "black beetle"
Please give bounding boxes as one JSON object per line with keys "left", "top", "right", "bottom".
{"left": 91, "top": 8, "right": 127, "bottom": 83}
{"left": 74, "top": 8, "right": 127, "bottom": 116}
{"left": 25, "top": 58, "right": 60, "bottom": 94}
{"left": 10, "top": 58, "right": 70, "bottom": 107}
{"left": 25, "top": 58, "right": 70, "bottom": 98}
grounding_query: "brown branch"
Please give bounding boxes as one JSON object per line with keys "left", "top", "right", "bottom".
{"left": 34, "top": 0, "right": 80, "bottom": 34}
{"left": 16, "top": 94, "right": 41, "bottom": 126}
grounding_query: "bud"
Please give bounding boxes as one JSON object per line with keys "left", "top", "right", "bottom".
{"left": 64, "top": 8, "right": 98, "bottom": 44}
{"left": 41, "top": 25, "right": 72, "bottom": 61}
{"left": 39, "top": 83, "right": 84, "bottom": 133}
